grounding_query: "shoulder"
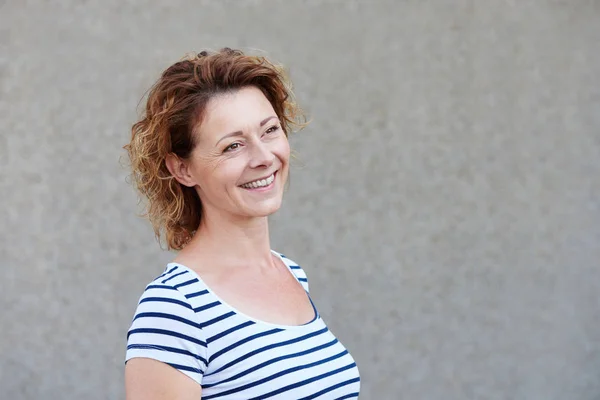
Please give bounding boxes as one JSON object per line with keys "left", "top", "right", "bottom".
{"left": 145, "top": 263, "right": 203, "bottom": 296}
{"left": 272, "top": 250, "right": 310, "bottom": 292}
{"left": 132, "top": 263, "right": 217, "bottom": 319}
{"left": 129, "top": 264, "right": 207, "bottom": 335}
{"left": 132, "top": 265, "right": 198, "bottom": 308}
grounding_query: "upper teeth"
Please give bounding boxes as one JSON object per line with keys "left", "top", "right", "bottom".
{"left": 241, "top": 174, "right": 274, "bottom": 189}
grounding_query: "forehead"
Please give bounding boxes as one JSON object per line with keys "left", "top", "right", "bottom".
{"left": 196, "top": 86, "right": 276, "bottom": 140}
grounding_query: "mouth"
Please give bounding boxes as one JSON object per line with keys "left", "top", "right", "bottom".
{"left": 239, "top": 171, "right": 277, "bottom": 190}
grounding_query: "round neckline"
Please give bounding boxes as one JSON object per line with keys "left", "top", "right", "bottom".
{"left": 166, "top": 250, "right": 319, "bottom": 330}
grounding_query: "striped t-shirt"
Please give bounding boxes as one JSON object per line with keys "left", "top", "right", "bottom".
{"left": 125, "top": 251, "right": 360, "bottom": 399}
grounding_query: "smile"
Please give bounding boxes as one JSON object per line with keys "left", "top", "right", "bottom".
{"left": 239, "top": 172, "right": 276, "bottom": 189}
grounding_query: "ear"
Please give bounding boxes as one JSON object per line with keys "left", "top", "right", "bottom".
{"left": 165, "top": 153, "right": 197, "bottom": 187}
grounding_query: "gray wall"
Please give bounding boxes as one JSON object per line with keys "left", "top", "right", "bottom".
{"left": 2, "top": 1, "right": 599, "bottom": 399}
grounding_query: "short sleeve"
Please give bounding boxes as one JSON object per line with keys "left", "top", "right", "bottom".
{"left": 125, "top": 283, "right": 208, "bottom": 386}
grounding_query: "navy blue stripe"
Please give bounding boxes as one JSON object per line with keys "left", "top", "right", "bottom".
{"left": 185, "top": 289, "right": 209, "bottom": 299}
{"left": 145, "top": 284, "right": 178, "bottom": 291}
{"left": 174, "top": 278, "right": 199, "bottom": 289}
{"left": 155, "top": 265, "right": 178, "bottom": 280}
{"left": 307, "top": 296, "right": 319, "bottom": 321}
{"left": 199, "top": 311, "right": 236, "bottom": 328}
{"left": 206, "top": 326, "right": 329, "bottom": 376}
{"left": 166, "top": 362, "right": 204, "bottom": 375}
{"left": 289, "top": 265, "right": 301, "bottom": 270}
{"left": 127, "top": 343, "right": 207, "bottom": 365}
{"left": 299, "top": 377, "right": 361, "bottom": 400}
{"left": 247, "top": 362, "right": 357, "bottom": 400}
{"left": 203, "top": 338, "right": 339, "bottom": 389}
{"left": 334, "top": 392, "right": 360, "bottom": 400}
{"left": 127, "top": 328, "right": 206, "bottom": 347}
{"left": 193, "top": 301, "right": 221, "bottom": 313}
{"left": 207, "top": 321, "right": 255, "bottom": 344}
{"left": 133, "top": 312, "right": 203, "bottom": 330}
{"left": 298, "top": 277, "right": 308, "bottom": 282}
{"left": 161, "top": 270, "right": 188, "bottom": 284}
{"left": 202, "top": 350, "right": 348, "bottom": 399}
{"left": 139, "top": 297, "right": 192, "bottom": 310}
{"left": 209, "top": 328, "right": 283, "bottom": 363}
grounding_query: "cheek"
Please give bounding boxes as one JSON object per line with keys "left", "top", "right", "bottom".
{"left": 196, "top": 163, "right": 235, "bottom": 192}
{"left": 219, "top": 164, "right": 242, "bottom": 186}
{"left": 219, "top": 159, "right": 249, "bottom": 189}
{"left": 275, "top": 137, "right": 291, "bottom": 164}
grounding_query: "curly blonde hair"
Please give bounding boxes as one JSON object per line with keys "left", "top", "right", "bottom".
{"left": 124, "top": 48, "right": 306, "bottom": 250}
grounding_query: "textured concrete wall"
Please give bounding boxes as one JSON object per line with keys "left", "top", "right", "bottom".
{"left": 2, "top": 1, "right": 599, "bottom": 399}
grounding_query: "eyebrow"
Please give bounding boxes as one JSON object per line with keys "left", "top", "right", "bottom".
{"left": 215, "top": 116, "right": 278, "bottom": 146}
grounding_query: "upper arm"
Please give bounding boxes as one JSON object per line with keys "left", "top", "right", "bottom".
{"left": 125, "top": 358, "right": 201, "bottom": 400}
{"left": 125, "top": 282, "right": 207, "bottom": 397}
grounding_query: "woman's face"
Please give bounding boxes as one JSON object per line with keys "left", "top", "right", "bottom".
{"left": 186, "top": 86, "right": 290, "bottom": 222}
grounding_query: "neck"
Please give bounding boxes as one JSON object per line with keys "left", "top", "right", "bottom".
{"left": 182, "top": 207, "right": 274, "bottom": 270}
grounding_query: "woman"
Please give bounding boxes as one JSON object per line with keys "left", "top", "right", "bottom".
{"left": 124, "top": 48, "right": 360, "bottom": 399}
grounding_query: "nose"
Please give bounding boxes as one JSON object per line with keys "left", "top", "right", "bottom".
{"left": 248, "top": 140, "right": 275, "bottom": 169}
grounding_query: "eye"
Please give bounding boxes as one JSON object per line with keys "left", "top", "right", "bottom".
{"left": 265, "top": 125, "right": 280, "bottom": 134}
{"left": 224, "top": 142, "right": 242, "bottom": 153}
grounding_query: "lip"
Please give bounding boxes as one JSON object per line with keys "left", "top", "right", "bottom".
{"left": 239, "top": 170, "right": 278, "bottom": 187}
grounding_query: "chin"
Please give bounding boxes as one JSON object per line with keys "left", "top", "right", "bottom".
{"left": 257, "top": 203, "right": 283, "bottom": 217}
{"left": 247, "top": 198, "right": 283, "bottom": 218}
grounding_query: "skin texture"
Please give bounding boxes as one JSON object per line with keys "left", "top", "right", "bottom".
{"left": 125, "top": 86, "right": 314, "bottom": 399}
{"left": 125, "top": 358, "right": 201, "bottom": 400}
